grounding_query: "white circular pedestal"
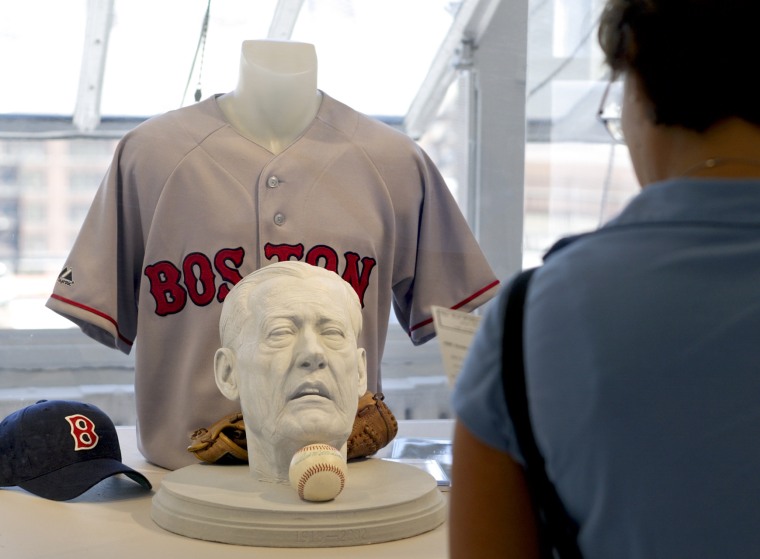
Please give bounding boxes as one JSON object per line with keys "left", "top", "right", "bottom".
{"left": 151, "top": 458, "right": 446, "bottom": 548}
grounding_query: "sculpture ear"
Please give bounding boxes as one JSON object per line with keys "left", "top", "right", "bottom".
{"left": 214, "top": 347, "right": 240, "bottom": 401}
{"left": 356, "top": 347, "right": 368, "bottom": 397}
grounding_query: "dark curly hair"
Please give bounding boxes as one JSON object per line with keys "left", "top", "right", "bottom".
{"left": 598, "top": 0, "right": 760, "bottom": 131}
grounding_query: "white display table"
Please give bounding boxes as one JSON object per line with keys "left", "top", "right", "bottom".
{"left": 0, "top": 420, "right": 453, "bottom": 559}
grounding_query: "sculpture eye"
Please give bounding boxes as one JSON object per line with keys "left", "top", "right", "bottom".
{"left": 319, "top": 325, "right": 349, "bottom": 349}
{"left": 319, "top": 321, "right": 347, "bottom": 340}
{"left": 266, "top": 323, "right": 297, "bottom": 344}
{"left": 269, "top": 326, "right": 294, "bottom": 338}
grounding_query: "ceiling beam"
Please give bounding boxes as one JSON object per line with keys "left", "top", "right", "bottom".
{"left": 403, "top": 0, "right": 503, "bottom": 140}
{"left": 267, "top": 0, "right": 307, "bottom": 39}
{"left": 73, "top": 0, "right": 115, "bottom": 133}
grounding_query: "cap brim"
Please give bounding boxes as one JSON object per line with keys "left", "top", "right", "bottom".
{"left": 18, "top": 458, "right": 152, "bottom": 501}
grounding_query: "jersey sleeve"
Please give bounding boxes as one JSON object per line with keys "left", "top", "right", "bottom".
{"left": 393, "top": 147, "right": 499, "bottom": 344}
{"left": 45, "top": 139, "right": 143, "bottom": 354}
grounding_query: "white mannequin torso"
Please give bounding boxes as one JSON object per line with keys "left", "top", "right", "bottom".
{"left": 218, "top": 40, "right": 322, "bottom": 155}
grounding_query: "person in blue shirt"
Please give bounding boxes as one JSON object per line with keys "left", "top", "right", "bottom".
{"left": 450, "top": 1, "right": 760, "bottom": 557}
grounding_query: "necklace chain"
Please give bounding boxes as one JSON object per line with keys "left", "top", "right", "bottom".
{"left": 681, "top": 156, "right": 760, "bottom": 177}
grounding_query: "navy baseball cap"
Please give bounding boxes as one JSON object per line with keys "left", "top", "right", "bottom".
{"left": 0, "top": 400, "right": 152, "bottom": 501}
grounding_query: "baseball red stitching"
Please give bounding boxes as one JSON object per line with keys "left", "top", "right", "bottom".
{"left": 299, "top": 444, "right": 336, "bottom": 453}
{"left": 297, "top": 463, "right": 346, "bottom": 500}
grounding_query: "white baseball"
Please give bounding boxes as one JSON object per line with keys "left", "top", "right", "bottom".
{"left": 288, "top": 443, "right": 347, "bottom": 502}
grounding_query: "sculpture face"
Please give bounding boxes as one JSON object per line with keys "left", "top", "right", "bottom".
{"left": 237, "top": 275, "right": 364, "bottom": 444}
{"left": 214, "top": 263, "right": 367, "bottom": 480}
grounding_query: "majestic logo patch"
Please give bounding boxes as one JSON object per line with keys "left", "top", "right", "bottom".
{"left": 65, "top": 414, "right": 99, "bottom": 451}
{"left": 56, "top": 266, "right": 74, "bottom": 286}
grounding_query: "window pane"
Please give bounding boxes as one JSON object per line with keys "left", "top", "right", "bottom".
{"left": 524, "top": 0, "right": 638, "bottom": 266}
{"left": 0, "top": 138, "right": 115, "bottom": 328}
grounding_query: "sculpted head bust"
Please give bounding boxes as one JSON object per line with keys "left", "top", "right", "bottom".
{"left": 214, "top": 261, "right": 367, "bottom": 481}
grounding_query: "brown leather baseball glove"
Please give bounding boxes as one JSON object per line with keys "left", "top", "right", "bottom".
{"left": 347, "top": 391, "right": 398, "bottom": 460}
{"left": 188, "top": 391, "right": 398, "bottom": 464}
{"left": 187, "top": 411, "right": 249, "bottom": 464}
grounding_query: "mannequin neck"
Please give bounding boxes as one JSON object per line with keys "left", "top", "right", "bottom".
{"left": 218, "top": 40, "right": 322, "bottom": 154}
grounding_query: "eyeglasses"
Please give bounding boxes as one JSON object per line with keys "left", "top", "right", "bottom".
{"left": 597, "top": 77, "right": 624, "bottom": 143}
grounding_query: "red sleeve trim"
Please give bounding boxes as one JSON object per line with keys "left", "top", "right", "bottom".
{"left": 408, "top": 279, "right": 500, "bottom": 333}
{"left": 49, "top": 293, "right": 134, "bottom": 347}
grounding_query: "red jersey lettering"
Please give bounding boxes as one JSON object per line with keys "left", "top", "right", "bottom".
{"left": 215, "top": 247, "right": 245, "bottom": 302}
{"left": 265, "top": 243, "right": 304, "bottom": 262}
{"left": 144, "top": 261, "right": 188, "bottom": 316}
{"left": 305, "top": 245, "right": 340, "bottom": 272}
{"left": 341, "top": 252, "right": 376, "bottom": 306}
{"left": 182, "top": 252, "right": 216, "bottom": 307}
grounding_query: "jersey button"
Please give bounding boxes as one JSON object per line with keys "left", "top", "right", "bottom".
{"left": 267, "top": 176, "right": 280, "bottom": 188}
{"left": 273, "top": 212, "right": 286, "bottom": 226}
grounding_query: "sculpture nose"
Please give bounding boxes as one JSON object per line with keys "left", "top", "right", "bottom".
{"left": 295, "top": 326, "right": 327, "bottom": 371}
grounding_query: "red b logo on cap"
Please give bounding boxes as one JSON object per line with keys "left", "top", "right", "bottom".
{"left": 65, "top": 414, "right": 99, "bottom": 450}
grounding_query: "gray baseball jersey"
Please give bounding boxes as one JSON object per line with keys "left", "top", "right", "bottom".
{"left": 46, "top": 93, "right": 499, "bottom": 470}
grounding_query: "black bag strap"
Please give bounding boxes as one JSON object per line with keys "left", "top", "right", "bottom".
{"left": 501, "top": 268, "right": 582, "bottom": 559}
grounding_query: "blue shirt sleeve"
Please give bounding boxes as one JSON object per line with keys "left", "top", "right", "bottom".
{"left": 451, "top": 280, "right": 524, "bottom": 465}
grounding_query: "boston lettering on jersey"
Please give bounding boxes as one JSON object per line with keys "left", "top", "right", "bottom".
{"left": 144, "top": 243, "right": 376, "bottom": 317}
